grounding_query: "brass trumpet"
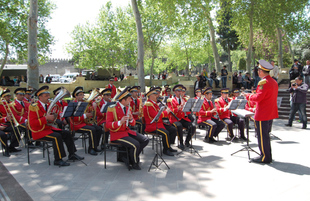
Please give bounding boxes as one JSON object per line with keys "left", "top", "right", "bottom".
{"left": 85, "top": 88, "right": 100, "bottom": 125}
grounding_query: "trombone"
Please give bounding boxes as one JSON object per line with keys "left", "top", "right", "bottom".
{"left": 0, "top": 88, "right": 24, "bottom": 147}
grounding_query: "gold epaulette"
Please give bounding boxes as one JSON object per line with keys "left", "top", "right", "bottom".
{"left": 214, "top": 98, "right": 219, "bottom": 103}
{"left": 144, "top": 102, "right": 153, "bottom": 107}
{"left": 107, "top": 104, "right": 116, "bottom": 110}
{"left": 29, "top": 103, "right": 39, "bottom": 112}
{"left": 258, "top": 79, "right": 267, "bottom": 86}
{"left": 184, "top": 96, "right": 189, "bottom": 101}
{"left": 167, "top": 98, "right": 172, "bottom": 103}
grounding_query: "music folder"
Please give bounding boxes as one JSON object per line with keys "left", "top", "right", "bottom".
{"left": 151, "top": 106, "right": 166, "bottom": 124}
{"left": 228, "top": 99, "right": 248, "bottom": 110}
{"left": 183, "top": 98, "right": 204, "bottom": 113}
{"left": 63, "top": 101, "right": 88, "bottom": 118}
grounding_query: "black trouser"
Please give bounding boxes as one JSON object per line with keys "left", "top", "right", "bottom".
{"left": 172, "top": 121, "right": 184, "bottom": 144}
{"left": 56, "top": 119, "right": 66, "bottom": 129}
{"left": 40, "top": 130, "right": 76, "bottom": 160}
{"left": 164, "top": 124, "right": 177, "bottom": 144}
{"left": 0, "top": 130, "right": 8, "bottom": 147}
{"left": 18, "top": 123, "right": 32, "bottom": 142}
{"left": 136, "top": 119, "right": 145, "bottom": 134}
{"left": 200, "top": 118, "right": 225, "bottom": 139}
{"left": 255, "top": 120, "right": 273, "bottom": 163}
{"left": 113, "top": 132, "right": 149, "bottom": 164}
{"left": 99, "top": 123, "right": 109, "bottom": 145}
{"left": 231, "top": 116, "right": 245, "bottom": 137}
{"left": 288, "top": 103, "right": 307, "bottom": 128}
{"left": 3, "top": 125, "right": 20, "bottom": 148}
{"left": 77, "top": 125, "right": 99, "bottom": 149}
{"left": 174, "top": 119, "right": 195, "bottom": 144}
{"left": 149, "top": 128, "right": 171, "bottom": 150}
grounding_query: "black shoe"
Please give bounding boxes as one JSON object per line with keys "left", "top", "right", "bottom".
{"left": 4, "top": 151, "right": 10, "bottom": 157}
{"left": 302, "top": 126, "right": 307, "bottom": 129}
{"left": 185, "top": 142, "right": 193, "bottom": 148}
{"left": 203, "top": 137, "right": 210, "bottom": 143}
{"left": 169, "top": 147, "right": 177, "bottom": 152}
{"left": 240, "top": 136, "right": 248, "bottom": 141}
{"left": 94, "top": 148, "right": 102, "bottom": 152}
{"left": 68, "top": 154, "right": 84, "bottom": 161}
{"left": 9, "top": 147, "right": 21, "bottom": 152}
{"left": 284, "top": 124, "right": 292, "bottom": 127}
{"left": 210, "top": 137, "right": 217, "bottom": 142}
{"left": 132, "top": 163, "right": 141, "bottom": 170}
{"left": 88, "top": 149, "right": 98, "bottom": 156}
{"left": 28, "top": 141, "right": 34, "bottom": 146}
{"left": 178, "top": 144, "right": 185, "bottom": 150}
{"left": 121, "top": 156, "right": 132, "bottom": 170}
{"left": 35, "top": 141, "right": 42, "bottom": 146}
{"left": 163, "top": 149, "right": 174, "bottom": 156}
{"left": 54, "top": 159, "right": 70, "bottom": 166}
{"left": 250, "top": 157, "right": 271, "bottom": 164}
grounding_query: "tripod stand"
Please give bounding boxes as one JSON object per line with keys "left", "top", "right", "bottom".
{"left": 148, "top": 106, "right": 170, "bottom": 172}
{"left": 63, "top": 101, "right": 88, "bottom": 166}
{"left": 182, "top": 98, "right": 203, "bottom": 158}
{"left": 231, "top": 109, "right": 260, "bottom": 160}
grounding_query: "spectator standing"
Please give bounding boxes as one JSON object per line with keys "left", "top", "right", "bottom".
{"left": 221, "top": 66, "right": 228, "bottom": 88}
{"left": 45, "top": 74, "right": 52, "bottom": 83}
{"left": 302, "top": 60, "right": 310, "bottom": 86}
{"left": 194, "top": 75, "right": 204, "bottom": 96}
{"left": 270, "top": 60, "right": 279, "bottom": 82}
{"left": 210, "top": 69, "right": 220, "bottom": 88}
{"left": 90, "top": 72, "right": 96, "bottom": 80}
{"left": 120, "top": 72, "right": 124, "bottom": 81}
{"left": 0, "top": 76, "right": 6, "bottom": 86}
{"left": 244, "top": 72, "right": 253, "bottom": 89}
{"left": 162, "top": 72, "right": 167, "bottom": 80}
{"left": 253, "top": 62, "right": 260, "bottom": 88}
{"left": 285, "top": 76, "right": 308, "bottom": 129}
{"left": 233, "top": 72, "right": 238, "bottom": 87}
{"left": 39, "top": 74, "right": 44, "bottom": 83}
{"left": 202, "top": 68, "right": 213, "bottom": 87}
{"left": 13, "top": 77, "right": 18, "bottom": 86}
{"left": 158, "top": 73, "right": 161, "bottom": 80}
{"left": 237, "top": 72, "right": 243, "bottom": 89}
{"left": 289, "top": 59, "right": 302, "bottom": 86}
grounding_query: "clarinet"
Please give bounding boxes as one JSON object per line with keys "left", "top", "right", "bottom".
{"left": 157, "top": 98, "right": 180, "bottom": 121}
{"left": 126, "top": 106, "right": 130, "bottom": 126}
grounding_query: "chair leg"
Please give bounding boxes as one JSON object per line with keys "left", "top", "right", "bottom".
{"left": 46, "top": 143, "right": 51, "bottom": 165}
{"left": 27, "top": 143, "right": 30, "bottom": 164}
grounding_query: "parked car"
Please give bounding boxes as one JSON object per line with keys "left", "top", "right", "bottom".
{"left": 60, "top": 73, "right": 79, "bottom": 83}
{"left": 44, "top": 74, "right": 60, "bottom": 83}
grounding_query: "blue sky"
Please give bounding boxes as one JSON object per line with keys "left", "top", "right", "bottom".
{"left": 46, "top": 0, "right": 130, "bottom": 59}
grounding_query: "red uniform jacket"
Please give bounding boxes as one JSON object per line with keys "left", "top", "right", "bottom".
{"left": 143, "top": 100, "right": 168, "bottom": 132}
{"left": 167, "top": 97, "right": 191, "bottom": 123}
{"left": 106, "top": 84, "right": 117, "bottom": 98}
{"left": 28, "top": 101, "right": 61, "bottom": 140}
{"left": 245, "top": 100, "right": 256, "bottom": 113}
{"left": 215, "top": 97, "right": 232, "bottom": 119}
{"left": 24, "top": 97, "right": 31, "bottom": 103}
{"left": 106, "top": 102, "right": 136, "bottom": 141}
{"left": 0, "top": 101, "right": 12, "bottom": 127}
{"left": 198, "top": 98, "right": 217, "bottom": 124}
{"left": 130, "top": 97, "right": 140, "bottom": 121}
{"left": 10, "top": 99, "right": 30, "bottom": 124}
{"left": 96, "top": 98, "right": 110, "bottom": 125}
{"left": 162, "top": 90, "right": 167, "bottom": 97}
{"left": 246, "top": 75, "right": 278, "bottom": 121}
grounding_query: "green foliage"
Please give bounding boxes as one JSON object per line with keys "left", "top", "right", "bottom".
{"left": 66, "top": 2, "right": 137, "bottom": 75}
{"left": 0, "top": 0, "right": 55, "bottom": 64}
{"left": 238, "top": 57, "right": 246, "bottom": 70}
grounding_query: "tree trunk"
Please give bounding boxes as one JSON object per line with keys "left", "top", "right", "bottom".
{"left": 0, "top": 43, "right": 9, "bottom": 76}
{"left": 131, "top": 0, "right": 145, "bottom": 92}
{"left": 206, "top": 15, "right": 221, "bottom": 72}
{"left": 27, "top": 0, "right": 39, "bottom": 90}
{"left": 246, "top": 1, "right": 254, "bottom": 73}
{"left": 277, "top": 28, "right": 283, "bottom": 68}
{"left": 227, "top": 44, "right": 232, "bottom": 72}
{"left": 150, "top": 54, "right": 155, "bottom": 86}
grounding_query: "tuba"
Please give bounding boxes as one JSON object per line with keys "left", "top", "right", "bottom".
{"left": 85, "top": 88, "right": 100, "bottom": 125}
{"left": 111, "top": 88, "right": 122, "bottom": 102}
{"left": 46, "top": 87, "right": 70, "bottom": 125}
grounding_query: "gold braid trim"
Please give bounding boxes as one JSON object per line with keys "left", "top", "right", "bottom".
{"left": 107, "top": 105, "right": 122, "bottom": 132}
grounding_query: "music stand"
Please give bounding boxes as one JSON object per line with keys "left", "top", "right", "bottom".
{"left": 231, "top": 109, "right": 260, "bottom": 160}
{"left": 63, "top": 101, "right": 88, "bottom": 166}
{"left": 148, "top": 106, "right": 170, "bottom": 172}
{"left": 182, "top": 98, "right": 204, "bottom": 158}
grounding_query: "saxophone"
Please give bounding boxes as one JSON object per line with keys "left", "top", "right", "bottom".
{"left": 138, "top": 94, "right": 144, "bottom": 119}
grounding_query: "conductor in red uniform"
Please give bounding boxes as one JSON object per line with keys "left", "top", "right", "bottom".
{"left": 28, "top": 86, "right": 84, "bottom": 166}
{"left": 244, "top": 60, "right": 278, "bottom": 164}
{"left": 106, "top": 87, "right": 149, "bottom": 170}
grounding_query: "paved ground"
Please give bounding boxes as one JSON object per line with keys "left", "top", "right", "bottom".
{"left": 1, "top": 119, "right": 310, "bottom": 201}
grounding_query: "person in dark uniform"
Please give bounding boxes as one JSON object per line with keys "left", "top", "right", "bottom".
{"left": 28, "top": 86, "right": 84, "bottom": 166}
{"left": 244, "top": 60, "right": 278, "bottom": 164}
{"left": 198, "top": 88, "right": 225, "bottom": 143}
{"left": 144, "top": 87, "right": 177, "bottom": 156}
{"left": 0, "top": 116, "right": 12, "bottom": 157}
{"left": 106, "top": 87, "right": 149, "bottom": 170}
{"left": 129, "top": 86, "right": 144, "bottom": 134}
